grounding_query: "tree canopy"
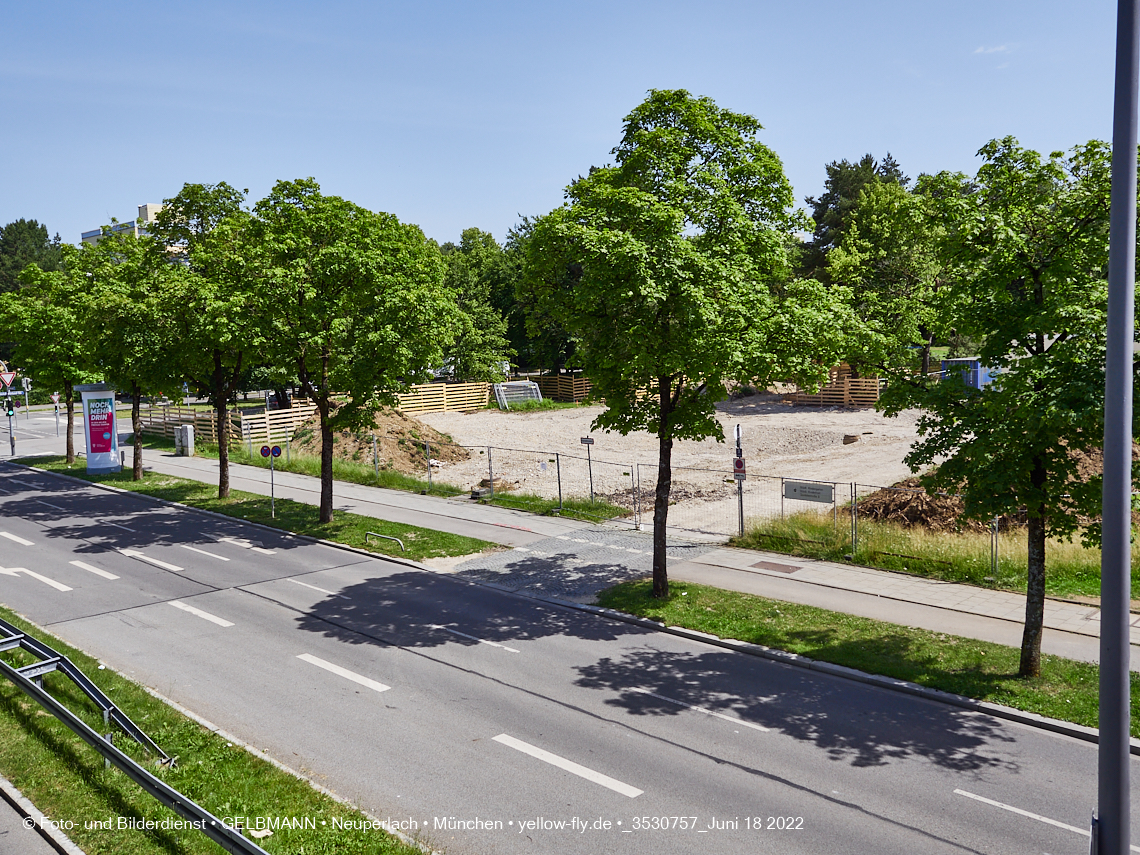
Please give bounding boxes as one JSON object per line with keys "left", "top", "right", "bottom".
{"left": 880, "top": 137, "right": 1121, "bottom": 677}
{"left": 0, "top": 219, "right": 63, "bottom": 294}
{"left": 525, "top": 89, "right": 847, "bottom": 596}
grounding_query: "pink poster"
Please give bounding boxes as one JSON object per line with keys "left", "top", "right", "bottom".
{"left": 87, "top": 398, "right": 115, "bottom": 453}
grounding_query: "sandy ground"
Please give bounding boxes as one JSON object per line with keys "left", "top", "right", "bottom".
{"left": 420, "top": 395, "right": 924, "bottom": 511}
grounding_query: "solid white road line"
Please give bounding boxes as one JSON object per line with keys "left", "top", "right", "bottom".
{"left": 296, "top": 654, "right": 391, "bottom": 693}
{"left": 69, "top": 560, "right": 119, "bottom": 580}
{"left": 168, "top": 600, "right": 234, "bottom": 627}
{"left": 119, "top": 549, "right": 183, "bottom": 572}
{"left": 0, "top": 532, "right": 34, "bottom": 546}
{"left": 9, "top": 480, "right": 38, "bottom": 490}
{"left": 427, "top": 624, "right": 520, "bottom": 653}
{"left": 287, "top": 578, "right": 349, "bottom": 599}
{"left": 178, "top": 544, "right": 230, "bottom": 561}
{"left": 492, "top": 734, "right": 643, "bottom": 798}
{"left": 0, "top": 566, "right": 71, "bottom": 591}
{"left": 36, "top": 500, "right": 66, "bottom": 511}
{"left": 952, "top": 789, "right": 1139, "bottom": 850}
{"left": 628, "top": 687, "right": 770, "bottom": 732}
{"left": 100, "top": 520, "right": 135, "bottom": 532}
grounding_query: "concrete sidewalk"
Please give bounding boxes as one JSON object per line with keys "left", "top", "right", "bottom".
{"left": 120, "top": 450, "right": 1140, "bottom": 668}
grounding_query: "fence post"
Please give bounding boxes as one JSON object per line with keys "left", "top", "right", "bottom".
{"left": 586, "top": 442, "right": 594, "bottom": 503}
{"left": 991, "top": 516, "right": 999, "bottom": 577}
{"left": 487, "top": 446, "right": 494, "bottom": 500}
{"left": 634, "top": 464, "right": 640, "bottom": 530}
{"left": 852, "top": 482, "right": 858, "bottom": 553}
{"left": 556, "top": 452, "right": 562, "bottom": 512}
{"left": 426, "top": 440, "right": 432, "bottom": 491}
{"left": 780, "top": 476, "right": 785, "bottom": 521}
{"left": 373, "top": 434, "right": 378, "bottom": 478}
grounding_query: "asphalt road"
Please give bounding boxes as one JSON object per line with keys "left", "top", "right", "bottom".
{"left": 0, "top": 460, "right": 1134, "bottom": 855}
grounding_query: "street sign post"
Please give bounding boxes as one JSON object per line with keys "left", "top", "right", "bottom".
{"left": 581, "top": 437, "right": 594, "bottom": 502}
{"left": 734, "top": 424, "right": 745, "bottom": 536}
{"left": 52, "top": 392, "right": 60, "bottom": 436}
{"left": 261, "top": 445, "right": 281, "bottom": 517}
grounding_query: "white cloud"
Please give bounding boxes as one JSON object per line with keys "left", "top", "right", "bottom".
{"left": 974, "top": 45, "right": 1011, "bottom": 54}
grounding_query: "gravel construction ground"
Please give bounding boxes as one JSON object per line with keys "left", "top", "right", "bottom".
{"left": 420, "top": 395, "right": 925, "bottom": 533}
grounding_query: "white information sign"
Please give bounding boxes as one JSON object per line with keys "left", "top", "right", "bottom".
{"left": 782, "top": 481, "right": 834, "bottom": 504}
{"left": 77, "top": 384, "right": 121, "bottom": 474}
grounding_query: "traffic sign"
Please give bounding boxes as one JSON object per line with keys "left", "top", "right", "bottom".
{"left": 0, "top": 373, "right": 15, "bottom": 389}
{"left": 50, "top": 393, "right": 60, "bottom": 404}
{"left": 733, "top": 457, "right": 746, "bottom": 480}
{"left": 260, "top": 445, "right": 271, "bottom": 458}
{"left": 271, "top": 445, "right": 282, "bottom": 457}
{"left": 580, "top": 437, "right": 594, "bottom": 445}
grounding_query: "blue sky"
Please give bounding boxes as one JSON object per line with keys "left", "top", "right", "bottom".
{"left": 0, "top": 1, "right": 1120, "bottom": 246}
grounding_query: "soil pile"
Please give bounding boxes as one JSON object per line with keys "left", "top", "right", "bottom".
{"left": 291, "top": 408, "right": 469, "bottom": 474}
{"left": 601, "top": 481, "right": 736, "bottom": 511}
{"left": 856, "top": 478, "right": 1021, "bottom": 532}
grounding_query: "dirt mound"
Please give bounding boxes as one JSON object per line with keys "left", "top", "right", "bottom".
{"left": 856, "top": 478, "right": 1022, "bottom": 532}
{"left": 291, "top": 408, "right": 469, "bottom": 475}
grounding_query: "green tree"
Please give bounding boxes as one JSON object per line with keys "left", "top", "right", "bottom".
{"left": 0, "top": 258, "right": 98, "bottom": 463}
{"left": 149, "top": 182, "right": 254, "bottom": 498}
{"left": 880, "top": 138, "right": 1120, "bottom": 677}
{"left": 439, "top": 228, "right": 513, "bottom": 379}
{"left": 801, "top": 153, "right": 908, "bottom": 280}
{"left": 76, "top": 229, "right": 186, "bottom": 479}
{"left": 826, "top": 179, "right": 950, "bottom": 376}
{"left": 249, "top": 179, "right": 463, "bottom": 523}
{"left": 525, "top": 90, "right": 847, "bottom": 597}
{"left": 0, "top": 219, "right": 62, "bottom": 293}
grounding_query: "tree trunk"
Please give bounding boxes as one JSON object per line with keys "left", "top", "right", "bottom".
{"left": 1018, "top": 458, "right": 1048, "bottom": 678}
{"left": 64, "top": 381, "right": 75, "bottom": 465}
{"left": 651, "top": 375, "right": 675, "bottom": 599}
{"left": 920, "top": 330, "right": 935, "bottom": 376}
{"left": 319, "top": 399, "right": 334, "bottom": 523}
{"left": 131, "top": 385, "right": 142, "bottom": 481}
{"left": 213, "top": 349, "right": 231, "bottom": 499}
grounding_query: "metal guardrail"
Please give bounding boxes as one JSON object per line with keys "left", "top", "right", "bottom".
{"left": 365, "top": 531, "right": 405, "bottom": 551}
{"left": 0, "top": 616, "right": 166, "bottom": 759}
{"left": 0, "top": 619, "right": 270, "bottom": 855}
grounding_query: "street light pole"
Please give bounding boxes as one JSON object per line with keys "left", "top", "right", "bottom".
{"left": 1098, "top": 1, "right": 1138, "bottom": 852}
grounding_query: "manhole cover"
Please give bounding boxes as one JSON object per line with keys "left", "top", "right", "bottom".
{"left": 751, "top": 560, "right": 801, "bottom": 574}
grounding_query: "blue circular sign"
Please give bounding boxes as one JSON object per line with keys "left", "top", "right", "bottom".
{"left": 272, "top": 446, "right": 282, "bottom": 457}
{"left": 260, "top": 445, "right": 271, "bottom": 458}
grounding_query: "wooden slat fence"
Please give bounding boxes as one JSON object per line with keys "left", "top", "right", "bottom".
{"left": 533, "top": 375, "right": 592, "bottom": 403}
{"left": 136, "top": 404, "right": 318, "bottom": 446}
{"left": 396, "top": 382, "right": 491, "bottom": 414}
{"left": 785, "top": 368, "right": 884, "bottom": 408}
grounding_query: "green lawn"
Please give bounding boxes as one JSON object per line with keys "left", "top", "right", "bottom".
{"left": 25, "top": 456, "right": 493, "bottom": 562}
{"left": 733, "top": 510, "right": 1121, "bottom": 600}
{"left": 598, "top": 579, "right": 1137, "bottom": 735}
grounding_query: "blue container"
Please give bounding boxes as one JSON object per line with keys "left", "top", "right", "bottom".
{"left": 941, "top": 358, "right": 997, "bottom": 389}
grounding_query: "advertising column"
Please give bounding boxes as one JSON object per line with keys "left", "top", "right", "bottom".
{"left": 76, "top": 383, "right": 121, "bottom": 474}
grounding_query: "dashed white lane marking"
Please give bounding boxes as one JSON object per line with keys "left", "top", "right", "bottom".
{"left": 953, "top": 789, "right": 1139, "bottom": 849}
{"left": 628, "top": 687, "right": 770, "bottom": 732}
{"left": 118, "top": 550, "right": 183, "bottom": 572}
{"left": 0, "top": 566, "right": 71, "bottom": 591}
{"left": 36, "top": 500, "right": 66, "bottom": 511}
{"left": 179, "top": 544, "right": 230, "bottom": 561}
{"left": 296, "top": 654, "right": 391, "bottom": 693}
{"left": 492, "top": 734, "right": 643, "bottom": 798}
{"left": 287, "top": 578, "right": 349, "bottom": 599}
{"left": 0, "top": 532, "right": 34, "bottom": 546}
{"left": 100, "top": 520, "right": 135, "bottom": 532}
{"left": 427, "top": 624, "right": 520, "bottom": 653}
{"left": 70, "top": 560, "right": 119, "bottom": 580}
{"left": 9, "top": 480, "right": 38, "bottom": 490}
{"left": 219, "top": 537, "right": 277, "bottom": 555}
{"left": 169, "top": 600, "right": 234, "bottom": 627}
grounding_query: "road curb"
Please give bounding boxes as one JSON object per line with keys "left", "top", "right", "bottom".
{"left": 0, "top": 772, "right": 87, "bottom": 855}
{"left": 13, "top": 461, "right": 1131, "bottom": 755}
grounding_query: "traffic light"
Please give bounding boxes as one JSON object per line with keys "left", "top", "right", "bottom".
{"left": 4, "top": 398, "right": 14, "bottom": 418}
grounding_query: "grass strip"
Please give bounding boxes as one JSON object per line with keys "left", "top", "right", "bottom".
{"left": 24, "top": 456, "right": 493, "bottom": 562}
{"left": 136, "top": 437, "right": 627, "bottom": 524}
{"left": 597, "top": 579, "right": 1140, "bottom": 737}
{"left": 0, "top": 605, "right": 422, "bottom": 855}
{"left": 730, "top": 511, "right": 1129, "bottom": 600}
